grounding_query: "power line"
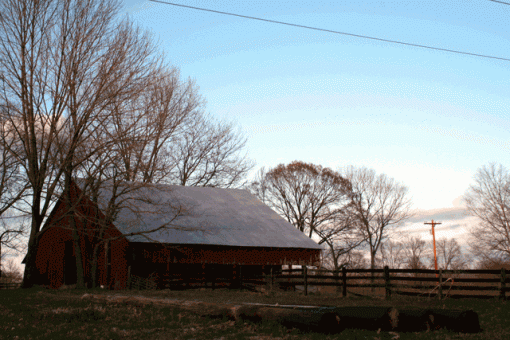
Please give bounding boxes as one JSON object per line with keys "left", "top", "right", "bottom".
{"left": 489, "top": 0, "right": 510, "bottom": 5}
{"left": 149, "top": 0, "right": 510, "bottom": 62}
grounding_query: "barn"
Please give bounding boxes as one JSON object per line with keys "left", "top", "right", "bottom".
{"left": 28, "top": 180, "right": 322, "bottom": 289}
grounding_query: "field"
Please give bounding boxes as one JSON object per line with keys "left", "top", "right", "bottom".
{"left": 1, "top": 287, "right": 510, "bottom": 340}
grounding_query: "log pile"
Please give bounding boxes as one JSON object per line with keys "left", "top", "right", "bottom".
{"left": 235, "top": 305, "right": 399, "bottom": 333}
{"left": 80, "top": 294, "right": 480, "bottom": 334}
{"left": 429, "top": 308, "right": 480, "bottom": 333}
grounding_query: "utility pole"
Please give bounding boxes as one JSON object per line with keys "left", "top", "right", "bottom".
{"left": 425, "top": 220, "right": 441, "bottom": 278}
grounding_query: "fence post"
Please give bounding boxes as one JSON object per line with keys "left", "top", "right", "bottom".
{"left": 438, "top": 269, "right": 443, "bottom": 300}
{"left": 342, "top": 267, "right": 347, "bottom": 297}
{"left": 384, "top": 266, "right": 391, "bottom": 300}
{"left": 293, "top": 267, "right": 296, "bottom": 292}
{"left": 127, "top": 266, "right": 132, "bottom": 290}
{"left": 304, "top": 266, "right": 308, "bottom": 296}
{"left": 239, "top": 265, "right": 242, "bottom": 289}
{"left": 501, "top": 268, "right": 507, "bottom": 300}
{"left": 335, "top": 268, "right": 341, "bottom": 293}
{"left": 270, "top": 267, "right": 274, "bottom": 292}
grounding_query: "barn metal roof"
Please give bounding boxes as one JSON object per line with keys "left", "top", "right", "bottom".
{"left": 83, "top": 181, "right": 321, "bottom": 250}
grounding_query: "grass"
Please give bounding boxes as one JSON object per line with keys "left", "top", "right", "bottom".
{"left": 1, "top": 287, "right": 510, "bottom": 339}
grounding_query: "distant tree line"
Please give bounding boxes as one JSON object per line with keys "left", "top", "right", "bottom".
{"left": 250, "top": 160, "right": 510, "bottom": 273}
{"left": 249, "top": 161, "right": 413, "bottom": 273}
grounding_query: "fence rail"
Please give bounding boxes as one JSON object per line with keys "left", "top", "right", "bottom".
{"left": 0, "top": 282, "right": 21, "bottom": 289}
{"left": 274, "top": 266, "right": 509, "bottom": 299}
{"left": 119, "top": 266, "right": 509, "bottom": 300}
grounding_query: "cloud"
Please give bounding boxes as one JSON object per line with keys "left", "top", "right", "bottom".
{"left": 452, "top": 195, "right": 466, "bottom": 208}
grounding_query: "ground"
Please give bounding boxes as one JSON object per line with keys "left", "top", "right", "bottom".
{"left": 0, "top": 287, "right": 509, "bottom": 339}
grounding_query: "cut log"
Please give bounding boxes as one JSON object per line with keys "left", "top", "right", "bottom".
{"left": 235, "top": 305, "right": 343, "bottom": 333}
{"left": 394, "top": 308, "right": 480, "bottom": 333}
{"left": 330, "top": 306, "right": 399, "bottom": 331}
{"left": 235, "top": 305, "right": 399, "bottom": 333}
{"left": 395, "top": 309, "right": 435, "bottom": 332}
{"left": 429, "top": 308, "right": 480, "bottom": 333}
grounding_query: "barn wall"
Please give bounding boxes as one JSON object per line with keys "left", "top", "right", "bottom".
{"left": 128, "top": 242, "right": 320, "bottom": 288}
{"left": 35, "top": 227, "right": 66, "bottom": 288}
{"left": 131, "top": 243, "right": 320, "bottom": 266}
{"left": 35, "top": 185, "right": 129, "bottom": 289}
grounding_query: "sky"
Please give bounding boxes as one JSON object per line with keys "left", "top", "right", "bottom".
{"left": 6, "top": 0, "right": 510, "bottom": 271}
{"left": 115, "top": 0, "right": 510, "bottom": 264}
{"left": 121, "top": 0, "right": 510, "bottom": 213}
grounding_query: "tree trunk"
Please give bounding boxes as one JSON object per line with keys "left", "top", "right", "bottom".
{"left": 370, "top": 250, "right": 376, "bottom": 292}
{"left": 89, "top": 192, "right": 104, "bottom": 289}
{"left": 91, "top": 211, "right": 107, "bottom": 289}
{"left": 90, "top": 242, "right": 101, "bottom": 288}
{"left": 64, "top": 172, "right": 86, "bottom": 289}
{"left": 21, "top": 202, "right": 43, "bottom": 288}
{"left": 333, "top": 255, "right": 341, "bottom": 293}
{"left": 70, "top": 221, "right": 86, "bottom": 288}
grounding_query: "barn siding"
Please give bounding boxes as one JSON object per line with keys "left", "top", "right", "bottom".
{"left": 128, "top": 243, "right": 319, "bottom": 288}
{"left": 131, "top": 243, "right": 320, "bottom": 266}
{"left": 35, "top": 183, "right": 129, "bottom": 289}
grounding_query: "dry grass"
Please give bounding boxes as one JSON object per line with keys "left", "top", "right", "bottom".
{"left": 0, "top": 286, "right": 509, "bottom": 339}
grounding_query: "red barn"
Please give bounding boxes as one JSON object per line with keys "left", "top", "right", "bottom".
{"left": 28, "top": 180, "right": 322, "bottom": 289}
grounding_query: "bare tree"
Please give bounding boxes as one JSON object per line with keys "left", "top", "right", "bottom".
{"left": 318, "top": 206, "right": 366, "bottom": 274}
{"left": 476, "top": 256, "right": 510, "bottom": 270}
{"left": 67, "top": 66, "right": 251, "bottom": 286}
{"left": 250, "top": 161, "right": 353, "bottom": 239}
{"left": 64, "top": 114, "right": 202, "bottom": 288}
{"left": 343, "top": 166, "right": 412, "bottom": 272}
{"left": 400, "top": 235, "right": 429, "bottom": 270}
{"left": 252, "top": 162, "right": 364, "bottom": 290}
{"left": 0, "top": 113, "right": 27, "bottom": 216}
{"left": 345, "top": 251, "right": 368, "bottom": 269}
{"left": 170, "top": 113, "right": 254, "bottom": 188}
{"left": 0, "top": 106, "right": 28, "bottom": 278}
{"left": 1, "top": 0, "right": 253, "bottom": 289}
{"left": 0, "top": 258, "right": 22, "bottom": 284}
{"left": 326, "top": 250, "right": 368, "bottom": 270}
{"left": 435, "top": 238, "right": 467, "bottom": 270}
{"left": 464, "top": 163, "right": 510, "bottom": 265}
{"left": 377, "top": 240, "right": 405, "bottom": 269}
{"left": 99, "top": 66, "right": 253, "bottom": 189}
{"left": 110, "top": 68, "right": 205, "bottom": 184}
{"left": 0, "top": 0, "right": 160, "bottom": 288}
{"left": 0, "top": 212, "right": 27, "bottom": 278}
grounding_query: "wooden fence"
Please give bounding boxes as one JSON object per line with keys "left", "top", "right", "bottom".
{"left": 275, "top": 266, "right": 509, "bottom": 299}
{"left": 0, "top": 282, "right": 21, "bottom": 289}
{"left": 120, "top": 266, "right": 510, "bottom": 300}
